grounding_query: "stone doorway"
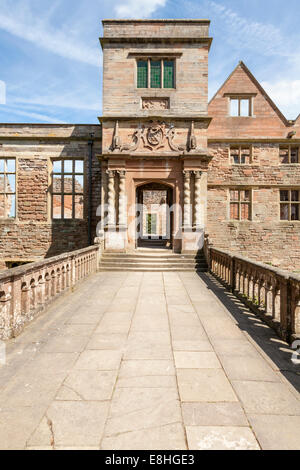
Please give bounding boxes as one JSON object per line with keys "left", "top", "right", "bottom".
{"left": 136, "top": 182, "right": 173, "bottom": 249}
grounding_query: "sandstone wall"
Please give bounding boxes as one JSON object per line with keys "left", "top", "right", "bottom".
{"left": 207, "top": 142, "right": 300, "bottom": 271}
{"left": 0, "top": 124, "right": 101, "bottom": 266}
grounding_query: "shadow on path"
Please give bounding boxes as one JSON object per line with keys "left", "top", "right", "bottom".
{"left": 198, "top": 272, "right": 300, "bottom": 394}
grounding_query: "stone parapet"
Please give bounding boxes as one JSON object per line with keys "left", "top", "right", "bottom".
{"left": 0, "top": 245, "right": 101, "bottom": 341}
{"left": 204, "top": 240, "right": 300, "bottom": 343}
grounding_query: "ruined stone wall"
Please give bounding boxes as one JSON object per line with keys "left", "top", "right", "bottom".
{"left": 207, "top": 142, "right": 300, "bottom": 271}
{"left": 0, "top": 124, "right": 101, "bottom": 265}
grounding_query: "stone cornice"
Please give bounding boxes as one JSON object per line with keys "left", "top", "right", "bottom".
{"left": 99, "top": 116, "right": 212, "bottom": 124}
{"left": 208, "top": 138, "right": 300, "bottom": 143}
{"left": 0, "top": 136, "right": 102, "bottom": 142}
{"left": 100, "top": 37, "right": 213, "bottom": 49}
{"left": 102, "top": 19, "right": 211, "bottom": 24}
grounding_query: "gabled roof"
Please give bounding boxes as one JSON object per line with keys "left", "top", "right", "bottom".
{"left": 209, "top": 61, "right": 291, "bottom": 127}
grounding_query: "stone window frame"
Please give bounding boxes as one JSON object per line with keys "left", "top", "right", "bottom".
{"left": 229, "top": 188, "right": 252, "bottom": 221}
{"left": 279, "top": 188, "right": 300, "bottom": 222}
{"left": 224, "top": 93, "right": 256, "bottom": 118}
{"left": 50, "top": 158, "right": 85, "bottom": 221}
{"left": 279, "top": 144, "right": 300, "bottom": 165}
{"left": 0, "top": 157, "right": 16, "bottom": 220}
{"left": 229, "top": 144, "right": 253, "bottom": 165}
{"left": 136, "top": 57, "right": 176, "bottom": 90}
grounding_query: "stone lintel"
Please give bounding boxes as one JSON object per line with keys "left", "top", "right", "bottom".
{"left": 97, "top": 152, "right": 212, "bottom": 162}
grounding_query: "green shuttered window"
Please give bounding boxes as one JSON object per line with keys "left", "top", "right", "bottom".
{"left": 137, "top": 60, "right": 148, "bottom": 88}
{"left": 164, "top": 60, "right": 175, "bottom": 88}
{"left": 137, "top": 59, "right": 175, "bottom": 89}
{"left": 150, "top": 60, "right": 161, "bottom": 88}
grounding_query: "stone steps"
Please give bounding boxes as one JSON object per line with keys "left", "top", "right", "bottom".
{"left": 99, "top": 250, "right": 208, "bottom": 272}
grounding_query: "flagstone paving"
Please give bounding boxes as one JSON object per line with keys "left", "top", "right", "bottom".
{"left": 0, "top": 271, "right": 299, "bottom": 450}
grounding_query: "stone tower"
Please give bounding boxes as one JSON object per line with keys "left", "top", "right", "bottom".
{"left": 99, "top": 19, "right": 213, "bottom": 252}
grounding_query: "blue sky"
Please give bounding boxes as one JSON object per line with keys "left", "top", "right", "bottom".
{"left": 0, "top": 0, "right": 299, "bottom": 124}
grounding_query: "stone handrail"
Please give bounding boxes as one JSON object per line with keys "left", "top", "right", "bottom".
{"left": 203, "top": 238, "right": 300, "bottom": 343}
{"left": 0, "top": 245, "right": 101, "bottom": 341}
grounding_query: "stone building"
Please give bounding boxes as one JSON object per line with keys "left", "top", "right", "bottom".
{"left": 0, "top": 19, "right": 299, "bottom": 270}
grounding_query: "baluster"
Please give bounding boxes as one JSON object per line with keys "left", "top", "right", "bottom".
{"left": 51, "top": 271, "right": 56, "bottom": 298}
{"left": 0, "top": 291, "right": 12, "bottom": 340}
{"left": 21, "top": 283, "right": 30, "bottom": 317}
{"left": 30, "top": 279, "right": 38, "bottom": 310}
{"left": 66, "top": 265, "right": 71, "bottom": 288}
{"left": 45, "top": 273, "right": 51, "bottom": 301}
{"left": 38, "top": 275, "right": 45, "bottom": 306}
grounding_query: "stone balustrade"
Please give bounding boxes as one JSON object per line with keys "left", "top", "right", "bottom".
{"left": 0, "top": 245, "right": 101, "bottom": 341}
{"left": 204, "top": 239, "right": 300, "bottom": 343}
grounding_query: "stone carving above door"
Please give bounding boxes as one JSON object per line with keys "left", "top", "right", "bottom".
{"left": 110, "top": 120, "right": 204, "bottom": 155}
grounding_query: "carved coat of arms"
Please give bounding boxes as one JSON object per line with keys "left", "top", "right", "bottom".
{"left": 111, "top": 120, "right": 198, "bottom": 154}
{"left": 147, "top": 124, "right": 164, "bottom": 147}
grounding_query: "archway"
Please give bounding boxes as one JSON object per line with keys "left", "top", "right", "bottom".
{"left": 136, "top": 182, "right": 174, "bottom": 249}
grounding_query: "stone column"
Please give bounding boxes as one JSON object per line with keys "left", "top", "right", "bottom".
{"left": 118, "top": 170, "right": 127, "bottom": 227}
{"left": 193, "top": 170, "right": 202, "bottom": 228}
{"left": 183, "top": 170, "right": 191, "bottom": 227}
{"left": 106, "top": 170, "right": 116, "bottom": 227}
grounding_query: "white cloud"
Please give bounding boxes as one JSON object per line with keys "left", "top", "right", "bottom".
{"left": 0, "top": 81, "right": 6, "bottom": 105}
{"left": 0, "top": 0, "right": 100, "bottom": 66}
{"left": 114, "top": 0, "right": 166, "bottom": 18}
{"left": 261, "top": 80, "right": 300, "bottom": 120}
{"left": 0, "top": 105, "right": 66, "bottom": 124}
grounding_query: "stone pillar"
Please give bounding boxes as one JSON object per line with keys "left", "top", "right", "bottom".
{"left": 105, "top": 169, "right": 127, "bottom": 252}
{"left": 183, "top": 171, "right": 191, "bottom": 228}
{"left": 118, "top": 170, "right": 127, "bottom": 227}
{"left": 106, "top": 170, "right": 116, "bottom": 227}
{"left": 193, "top": 170, "right": 202, "bottom": 228}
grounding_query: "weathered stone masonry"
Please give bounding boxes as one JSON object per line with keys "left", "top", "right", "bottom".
{"left": 0, "top": 124, "right": 101, "bottom": 265}
{"left": 207, "top": 62, "right": 300, "bottom": 270}
{"left": 0, "top": 20, "right": 299, "bottom": 271}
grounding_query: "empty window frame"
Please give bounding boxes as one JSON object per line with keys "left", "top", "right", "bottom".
{"left": 230, "top": 98, "right": 252, "bottom": 117}
{"left": 52, "top": 159, "right": 84, "bottom": 220}
{"left": 279, "top": 145, "right": 299, "bottom": 164}
{"left": 0, "top": 158, "right": 16, "bottom": 219}
{"left": 137, "top": 59, "right": 175, "bottom": 89}
{"left": 230, "top": 189, "right": 252, "bottom": 220}
{"left": 230, "top": 145, "right": 252, "bottom": 164}
{"left": 280, "top": 190, "right": 300, "bottom": 221}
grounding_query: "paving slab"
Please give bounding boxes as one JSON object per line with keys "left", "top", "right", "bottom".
{"left": 248, "top": 415, "right": 300, "bottom": 450}
{"left": 177, "top": 369, "right": 238, "bottom": 402}
{"left": 27, "top": 401, "right": 109, "bottom": 448}
{"left": 56, "top": 370, "right": 117, "bottom": 401}
{"left": 74, "top": 350, "right": 123, "bottom": 371}
{"left": 232, "top": 381, "right": 300, "bottom": 415}
{"left": 101, "top": 423, "right": 187, "bottom": 450}
{"left": 174, "top": 352, "right": 221, "bottom": 369}
{"left": 182, "top": 402, "right": 248, "bottom": 427}
{"left": 186, "top": 426, "right": 260, "bottom": 450}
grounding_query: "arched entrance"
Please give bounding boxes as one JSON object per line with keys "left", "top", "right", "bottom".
{"left": 136, "top": 182, "right": 174, "bottom": 249}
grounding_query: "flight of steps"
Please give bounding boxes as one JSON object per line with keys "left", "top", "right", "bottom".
{"left": 98, "top": 249, "right": 208, "bottom": 272}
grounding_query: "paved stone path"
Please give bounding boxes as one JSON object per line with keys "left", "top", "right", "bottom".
{"left": 0, "top": 271, "right": 299, "bottom": 450}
